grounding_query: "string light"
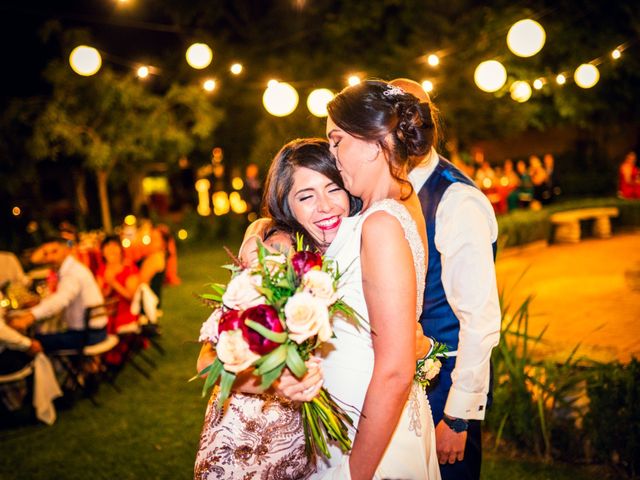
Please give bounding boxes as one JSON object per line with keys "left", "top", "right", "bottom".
{"left": 507, "top": 19, "right": 546, "bottom": 57}
{"left": 421, "top": 80, "right": 434, "bottom": 93}
{"left": 177, "top": 229, "right": 188, "bottom": 240}
{"left": 510, "top": 81, "right": 532, "bottom": 102}
{"left": 262, "top": 81, "right": 299, "bottom": 117}
{"left": 427, "top": 54, "right": 440, "bottom": 67}
{"left": 307, "top": 88, "right": 334, "bottom": 117}
{"left": 186, "top": 43, "right": 213, "bottom": 69}
{"left": 347, "top": 75, "right": 361, "bottom": 86}
{"left": 474, "top": 60, "right": 507, "bottom": 92}
{"left": 203, "top": 79, "right": 216, "bottom": 92}
{"left": 230, "top": 63, "right": 243, "bottom": 75}
{"left": 137, "top": 66, "right": 150, "bottom": 78}
{"left": 232, "top": 177, "right": 244, "bottom": 190}
{"left": 533, "top": 78, "right": 544, "bottom": 90}
{"left": 124, "top": 214, "right": 136, "bottom": 226}
{"left": 556, "top": 74, "right": 567, "bottom": 85}
{"left": 12, "top": 206, "right": 21, "bottom": 216}
{"left": 574, "top": 64, "right": 600, "bottom": 88}
{"left": 611, "top": 48, "right": 621, "bottom": 60}
{"left": 69, "top": 46, "right": 102, "bottom": 76}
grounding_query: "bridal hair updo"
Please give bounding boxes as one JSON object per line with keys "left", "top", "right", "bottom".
{"left": 262, "top": 138, "right": 362, "bottom": 251}
{"left": 326, "top": 79, "right": 438, "bottom": 196}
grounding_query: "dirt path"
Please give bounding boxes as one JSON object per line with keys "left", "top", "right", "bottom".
{"left": 495, "top": 232, "right": 640, "bottom": 363}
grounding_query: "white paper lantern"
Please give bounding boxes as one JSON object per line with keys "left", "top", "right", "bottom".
{"left": 507, "top": 19, "right": 546, "bottom": 57}
{"left": 474, "top": 60, "right": 507, "bottom": 92}
{"left": 69, "top": 46, "right": 102, "bottom": 76}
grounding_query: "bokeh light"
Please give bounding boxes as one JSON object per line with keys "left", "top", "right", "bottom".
{"left": 510, "top": 81, "right": 532, "bottom": 102}
{"left": 124, "top": 214, "right": 136, "bottom": 226}
{"left": 427, "top": 54, "right": 440, "bottom": 66}
{"left": 347, "top": 75, "right": 361, "bottom": 86}
{"left": 556, "top": 74, "right": 567, "bottom": 85}
{"left": 474, "top": 60, "right": 507, "bottom": 92}
{"left": 177, "top": 229, "right": 188, "bottom": 240}
{"left": 611, "top": 49, "right": 621, "bottom": 60}
{"left": 69, "top": 46, "right": 102, "bottom": 76}
{"left": 232, "top": 177, "right": 244, "bottom": 190}
{"left": 186, "top": 43, "right": 213, "bottom": 69}
{"left": 12, "top": 206, "right": 21, "bottom": 216}
{"left": 533, "top": 78, "right": 544, "bottom": 90}
{"left": 421, "top": 80, "right": 434, "bottom": 93}
{"left": 212, "top": 191, "right": 230, "bottom": 215}
{"left": 137, "top": 66, "right": 150, "bottom": 78}
{"left": 574, "top": 64, "right": 600, "bottom": 89}
{"left": 307, "top": 88, "right": 334, "bottom": 117}
{"left": 203, "top": 79, "right": 216, "bottom": 92}
{"left": 262, "top": 81, "right": 299, "bottom": 117}
{"left": 507, "top": 19, "right": 546, "bottom": 57}
{"left": 230, "top": 63, "right": 243, "bottom": 75}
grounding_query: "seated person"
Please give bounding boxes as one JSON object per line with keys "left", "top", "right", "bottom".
{"left": 619, "top": 151, "right": 640, "bottom": 199}
{"left": 0, "top": 252, "right": 29, "bottom": 288}
{"left": 9, "top": 237, "right": 107, "bottom": 352}
{"left": 0, "top": 310, "right": 42, "bottom": 375}
{"left": 96, "top": 236, "right": 140, "bottom": 334}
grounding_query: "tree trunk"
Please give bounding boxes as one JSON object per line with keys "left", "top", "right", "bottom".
{"left": 128, "top": 170, "right": 146, "bottom": 216}
{"left": 73, "top": 169, "right": 89, "bottom": 230}
{"left": 96, "top": 169, "right": 113, "bottom": 233}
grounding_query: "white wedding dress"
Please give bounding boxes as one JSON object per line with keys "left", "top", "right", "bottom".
{"left": 313, "top": 199, "right": 441, "bottom": 480}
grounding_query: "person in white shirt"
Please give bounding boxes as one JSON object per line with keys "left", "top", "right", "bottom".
{"left": 8, "top": 237, "right": 107, "bottom": 352}
{"left": 0, "top": 303, "right": 42, "bottom": 374}
{"left": 390, "top": 78, "right": 501, "bottom": 480}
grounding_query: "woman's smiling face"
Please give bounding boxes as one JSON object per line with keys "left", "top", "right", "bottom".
{"left": 287, "top": 166, "right": 350, "bottom": 246}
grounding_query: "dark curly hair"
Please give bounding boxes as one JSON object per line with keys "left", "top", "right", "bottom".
{"left": 261, "top": 138, "right": 362, "bottom": 252}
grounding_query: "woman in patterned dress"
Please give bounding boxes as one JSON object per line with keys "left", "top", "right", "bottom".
{"left": 194, "top": 139, "right": 359, "bottom": 480}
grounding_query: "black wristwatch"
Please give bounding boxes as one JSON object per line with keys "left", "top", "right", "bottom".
{"left": 443, "top": 415, "right": 469, "bottom": 433}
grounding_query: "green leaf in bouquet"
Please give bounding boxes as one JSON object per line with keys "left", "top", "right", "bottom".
{"left": 202, "top": 358, "right": 224, "bottom": 398}
{"left": 260, "top": 363, "right": 286, "bottom": 390}
{"left": 209, "top": 283, "right": 227, "bottom": 295}
{"left": 245, "top": 319, "right": 288, "bottom": 343}
{"left": 200, "top": 293, "right": 222, "bottom": 302}
{"left": 256, "top": 239, "right": 269, "bottom": 265}
{"left": 217, "top": 370, "right": 236, "bottom": 406}
{"left": 189, "top": 361, "right": 213, "bottom": 383}
{"left": 286, "top": 343, "right": 307, "bottom": 378}
{"left": 255, "top": 344, "right": 288, "bottom": 374}
{"left": 254, "top": 285, "right": 275, "bottom": 303}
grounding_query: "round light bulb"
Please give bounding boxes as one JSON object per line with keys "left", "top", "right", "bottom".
{"left": 574, "top": 64, "right": 600, "bottom": 89}
{"left": 421, "top": 80, "right": 434, "bottom": 93}
{"left": 262, "top": 81, "right": 299, "bottom": 117}
{"left": 474, "top": 60, "right": 507, "bottom": 92}
{"left": 427, "top": 54, "right": 440, "bottom": 67}
{"left": 611, "top": 49, "right": 621, "bottom": 60}
{"left": 186, "top": 43, "right": 213, "bottom": 69}
{"left": 203, "top": 79, "right": 216, "bottom": 92}
{"left": 533, "top": 78, "right": 544, "bottom": 90}
{"left": 137, "top": 66, "right": 149, "bottom": 78}
{"left": 230, "top": 63, "right": 243, "bottom": 75}
{"left": 507, "top": 19, "right": 546, "bottom": 57}
{"left": 307, "top": 88, "right": 334, "bottom": 117}
{"left": 69, "top": 46, "right": 102, "bottom": 76}
{"left": 556, "top": 74, "right": 567, "bottom": 85}
{"left": 510, "top": 81, "right": 532, "bottom": 102}
{"left": 347, "top": 75, "right": 361, "bottom": 86}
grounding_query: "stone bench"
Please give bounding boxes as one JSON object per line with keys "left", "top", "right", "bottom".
{"left": 549, "top": 207, "right": 619, "bottom": 243}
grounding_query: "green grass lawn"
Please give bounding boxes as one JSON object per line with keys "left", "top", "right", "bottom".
{"left": 0, "top": 242, "right": 617, "bottom": 479}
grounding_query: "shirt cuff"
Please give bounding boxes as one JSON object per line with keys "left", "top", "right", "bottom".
{"left": 443, "top": 386, "right": 488, "bottom": 420}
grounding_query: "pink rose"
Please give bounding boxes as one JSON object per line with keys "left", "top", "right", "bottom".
{"left": 241, "top": 305, "right": 284, "bottom": 355}
{"left": 218, "top": 309, "right": 245, "bottom": 335}
{"left": 291, "top": 251, "right": 323, "bottom": 277}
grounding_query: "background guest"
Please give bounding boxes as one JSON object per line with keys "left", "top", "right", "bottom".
{"left": 619, "top": 151, "right": 640, "bottom": 199}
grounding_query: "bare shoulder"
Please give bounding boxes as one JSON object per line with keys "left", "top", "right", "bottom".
{"left": 243, "top": 218, "right": 273, "bottom": 242}
{"left": 361, "top": 210, "right": 406, "bottom": 250}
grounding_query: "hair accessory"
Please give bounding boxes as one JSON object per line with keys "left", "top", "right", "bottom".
{"left": 383, "top": 84, "right": 405, "bottom": 97}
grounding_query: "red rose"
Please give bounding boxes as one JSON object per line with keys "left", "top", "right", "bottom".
{"left": 218, "top": 309, "right": 245, "bottom": 334}
{"left": 291, "top": 251, "right": 323, "bottom": 277}
{"left": 241, "top": 305, "right": 284, "bottom": 355}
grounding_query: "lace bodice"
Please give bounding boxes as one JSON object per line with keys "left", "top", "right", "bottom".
{"left": 362, "top": 199, "right": 427, "bottom": 319}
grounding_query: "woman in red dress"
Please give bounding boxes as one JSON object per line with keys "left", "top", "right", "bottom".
{"left": 619, "top": 151, "right": 640, "bottom": 199}
{"left": 96, "top": 235, "right": 141, "bottom": 365}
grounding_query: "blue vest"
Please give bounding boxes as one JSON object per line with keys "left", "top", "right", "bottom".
{"left": 417, "top": 157, "right": 497, "bottom": 350}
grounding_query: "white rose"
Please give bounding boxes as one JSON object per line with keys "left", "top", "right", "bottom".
{"left": 216, "top": 329, "right": 261, "bottom": 373}
{"left": 420, "top": 358, "right": 442, "bottom": 381}
{"left": 199, "top": 308, "right": 222, "bottom": 343}
{"left": 222, "top": 270, "right": 266, "bottom": 310}
{"left": 301, "top": 270, "right": 337, "bottom": 306}
{"left": 263, "top": 254, "right": 287, "bottom": 276}
{"left": 284, "top": 291, "right": 332, "bottom": 344}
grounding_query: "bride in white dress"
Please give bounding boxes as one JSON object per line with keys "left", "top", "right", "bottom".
{"left": 313, "top": 80, "right": 441, "bottom": 480}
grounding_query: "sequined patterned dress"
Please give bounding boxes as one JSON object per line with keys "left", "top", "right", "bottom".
{"left": 194, "top": 389, "right": 315, "bottom": 480}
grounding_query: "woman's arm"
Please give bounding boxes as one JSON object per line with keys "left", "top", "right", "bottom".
{"left": 348, "top": 212, "right": 417, "bottom": 479}
{"left": 108, "top": 272, "right": 140, "bottom": 301}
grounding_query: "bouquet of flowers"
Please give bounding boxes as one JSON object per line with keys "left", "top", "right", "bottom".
{"left": 195, "top": 235, "right": 360, "bottom": 459}
{"left": 414, "top": 339, "right": 448, "bottom": 389}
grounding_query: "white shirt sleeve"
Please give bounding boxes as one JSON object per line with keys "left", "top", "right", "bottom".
{"left": 30, "top": 274, "right": 82, "bottom": 321}
{"left": 434, "top": 183, "right": 501, "bottom": 420}
{"left": 0, "top": 318, "right": 32, "bottom": 351}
